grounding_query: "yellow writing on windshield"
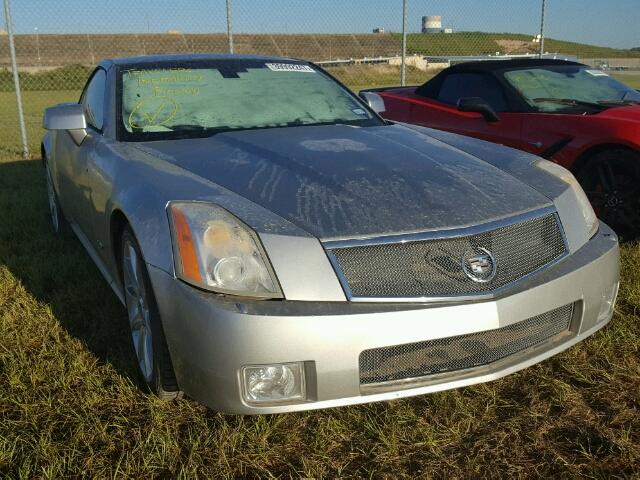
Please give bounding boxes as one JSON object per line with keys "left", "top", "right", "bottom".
{"left": 129, "top": 68, "right": 205, "bottom": 87}
{"left": 153, "top": 86, "right": 200, "bottom": 97}
{"left": 128, "top": 97, "right": 179, "bottom": 129}
{"left": 125, "top": 68, "right": 208, "bottom": 130}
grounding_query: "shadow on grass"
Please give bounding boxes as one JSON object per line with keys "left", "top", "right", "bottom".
{"left": 0, "top": 158, "right": 141, "bottom": 386}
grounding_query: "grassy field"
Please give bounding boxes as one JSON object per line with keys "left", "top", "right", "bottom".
{"left": 0, "top": 67, "right": 639, "bottom": 478}
{"left": 402, "top": 32, "right": 640, "bottom": 59}
{"left": 5, "top": 32, "right": 640, "bottom": 69}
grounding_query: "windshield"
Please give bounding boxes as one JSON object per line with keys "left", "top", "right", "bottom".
{"left": 503, "top": 65, "right": 640, "bottom": 113}
{"left": 119, "top": 59, "right": 380, "bottom": 140}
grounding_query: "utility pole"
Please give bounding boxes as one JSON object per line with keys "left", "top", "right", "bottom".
{"left": 34, "top": 27, "right": 41, "bottom": 65}
{"left": 226, "top": 0, "right": 234, "bottom": 54}
{"left": 539, "top": 0, "right": 546, "bottom": 58}
{"left": 401, "top": 0, "right": 407, "bottom": 86}
{"left": 3, "top": 0, "right": 28, "bottom": 159}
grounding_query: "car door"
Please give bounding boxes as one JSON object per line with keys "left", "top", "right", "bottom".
{"left": 409, "top": 72, "right": 523, "bottom": 149}
{"left": 517, "top": 112, "right": 578, "bottom": 159}
{"left": 69, "top": 68, "right": 108, "bottom": 244}
{"left": 53, "top": 69, "right": 105, "bottom": 231}
{"left": 78, "top": 69, "right": 111, "bottom": 252}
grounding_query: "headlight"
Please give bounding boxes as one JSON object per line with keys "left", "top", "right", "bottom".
{"left": 168, "top": 202, "right": 282, "bottom": 298}
{"left": 535, "top": 159, "right": 599, "bottom": 239}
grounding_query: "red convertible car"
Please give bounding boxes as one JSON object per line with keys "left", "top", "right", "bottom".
{"left": 360, "top": 59, "right": 640, "bottom": 237}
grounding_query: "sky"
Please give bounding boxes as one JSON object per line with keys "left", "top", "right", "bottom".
{"left": 4, "top": 0, "right": 639, "bottom": 49}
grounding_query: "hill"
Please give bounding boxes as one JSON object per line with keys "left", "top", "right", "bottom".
{"left": 1, "top": 31, "right": 638, "bottom": 70}
{"left": 402, "top": 32, "right": 640, "bottom": 58}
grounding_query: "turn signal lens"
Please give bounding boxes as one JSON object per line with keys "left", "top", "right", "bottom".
{"left": 170, "top": 206, "right": 202, "bottom": 283}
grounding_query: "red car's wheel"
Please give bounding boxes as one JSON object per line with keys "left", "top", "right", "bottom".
{"left": 576, "top": 149, "right": 640, "bottom": 240}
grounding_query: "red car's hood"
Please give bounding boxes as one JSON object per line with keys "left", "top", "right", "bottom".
{"left": 596, "top": 104, "right": 640, "bottom": 122}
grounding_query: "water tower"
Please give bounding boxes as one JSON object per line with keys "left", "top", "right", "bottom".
{"left": 422, "top": 15, "right": 442, "bottom": 33}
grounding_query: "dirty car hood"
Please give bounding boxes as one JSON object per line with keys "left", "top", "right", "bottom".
{"left": 139, "top": 124, "right": 552, "bottom": 239}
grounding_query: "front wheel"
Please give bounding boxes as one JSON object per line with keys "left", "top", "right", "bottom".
{"left": 121, "top": 227, "right": 182, "bottom": 400}
{"left": 576, "top": 149, "right": 640, "bottom": 240}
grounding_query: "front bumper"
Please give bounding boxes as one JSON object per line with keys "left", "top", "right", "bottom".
{"left": 149, "top": 224, "right": 619, "bottom": 414}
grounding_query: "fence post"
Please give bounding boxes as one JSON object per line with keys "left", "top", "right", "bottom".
{"left": 3, "top": 0, "right": 29, "bottom": 159}
{"left": 538, "top": 0, "right": 546, "bottom": 58}
{"left": 401, "top": 0, "right": 407, "bottom": 86}
{"left": 226, "top": 0, "right": 234, "bottom": 54}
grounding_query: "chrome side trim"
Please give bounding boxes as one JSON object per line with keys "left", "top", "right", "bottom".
{"left": 324, "top": 207, "right": 569, "bottom": 303}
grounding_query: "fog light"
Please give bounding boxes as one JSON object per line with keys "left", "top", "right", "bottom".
{"left": 598, "top": 281, "right": 619, "bottom": 323}
{"left": 242, "top": 363, "right": 306, "bottom": 404}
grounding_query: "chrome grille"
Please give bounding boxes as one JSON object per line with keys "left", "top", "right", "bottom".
{"left": 328, "top": 211, "right": 566, "bottom": 299}
{"left": 359, "top": 303, "right": 574, "bottom": 386}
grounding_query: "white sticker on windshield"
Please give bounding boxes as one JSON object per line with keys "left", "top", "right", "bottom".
{"left": 266, "top": 63, "right": 315, "bottom": 73}
{"left": 352, "top": 108, "right": 367, "bottom": 116}
{"left": 585, "top": 69, "right": 609, "bottom": 76}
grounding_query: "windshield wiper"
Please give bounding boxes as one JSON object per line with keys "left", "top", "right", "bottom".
{"left": 596, "top": 99, "right": 640, "bottom": 106}
{"left": 166, "top": 124, "right": 236, "bottom": 136}
{"left": 532, "top": 97, "right": 605, "bottom": 110}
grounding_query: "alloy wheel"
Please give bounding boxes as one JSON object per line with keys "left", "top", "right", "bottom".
{"left": 122, "top": 240, "right": 154, "bottom": 382}
{"left": 580, "top": 158, "right": 640, "bottom": 239}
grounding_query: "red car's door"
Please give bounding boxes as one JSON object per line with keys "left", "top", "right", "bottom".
{"left": 403, "top": 72, "right": 524, "bottom": 150}
{"left": 518, "top": 113, "right": 577, "bottom": 159}
{"left": 407, "top": 97, "right": 523, "bottom": 150}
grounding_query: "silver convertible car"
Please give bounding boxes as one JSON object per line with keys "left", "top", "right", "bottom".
{"left": 42, "top": 54, "right": 619, "bottom": 414}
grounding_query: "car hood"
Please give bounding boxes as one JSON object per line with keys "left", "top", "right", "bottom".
{"left": 138, "top": 124, "right": 552, "bottom": 239}
{"left": 597, "top": 104, "right": 640, "bottom": 122}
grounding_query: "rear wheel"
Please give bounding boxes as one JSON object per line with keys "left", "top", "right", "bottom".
{"left": 121, "top": 227, "right": 182, "bottom": 400}
{"left": 576, "top": 149, "right": 640, "bottom": 240}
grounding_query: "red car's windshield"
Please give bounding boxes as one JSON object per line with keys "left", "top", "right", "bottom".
{"left": 503, "top": 65, "right": 640, "bottom": 112}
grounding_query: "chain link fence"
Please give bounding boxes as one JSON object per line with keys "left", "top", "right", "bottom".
{"left": 1, "top": 0, "right": 639, "bottom": 158}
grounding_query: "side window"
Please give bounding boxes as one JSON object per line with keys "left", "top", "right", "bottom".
{"left": 437, "top": 73, "right": 508, "bottom": 112}
{"left": 81, "top": 69, "right": 107, "bottom": 131}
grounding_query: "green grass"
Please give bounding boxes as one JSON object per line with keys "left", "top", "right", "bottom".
{"left": 0, "top": 65, "right": 93, "bottom": 92}
{"left": 612, "top": 74, "right": 640, "bottom": 89}
{"left": 401, "top": 32, "right": 640, "bottom": 59}
{"left": 1, "top": 70, "right": 640, "bottom": 478}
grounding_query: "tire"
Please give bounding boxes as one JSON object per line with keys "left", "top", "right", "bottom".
{"left": 121, "top": 226, "right": 183, "bottom": 400}
{"left": 45, "top": 162, "right": 68, "bottom": 234}
{"left": 576, "top": 148, "right": 640, "bottom": 240}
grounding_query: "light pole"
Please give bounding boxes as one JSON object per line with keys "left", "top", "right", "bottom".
{"left": 401, "top": 0, "right": 407, "bottom": 86}
{"left": 3, "top": 0, "right": 29, "bottom": 158}
{"left": 34, "top": 27, "right": 41, "bottom": 66}
{"left": 538, "top": 0, "right": 546, "bottom": 58}
{"left": 226, "top": 0, "right": 234, "bottom": 54}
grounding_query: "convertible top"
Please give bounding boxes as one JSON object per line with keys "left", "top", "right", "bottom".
{"left": 414, "top": 59, "right": 587, "bottom": 98}
{"left": 443, "top": 58, "right": 585, "bottom": 73}
{"left": 98, "top": 53, "right": 301, "bottom": 70}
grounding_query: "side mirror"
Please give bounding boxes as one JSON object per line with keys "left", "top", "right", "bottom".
{"left": 359, "top": 91, "right": 386, "bottom": 114}
{"left": 43, "top": 103, "right": 88, "bottom": 145}
{"left": 457, "top": 97, "right": 500, "bottom": 123}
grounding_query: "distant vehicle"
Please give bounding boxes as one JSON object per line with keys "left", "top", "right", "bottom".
{"left": 360, "top": 59, "right": 640, "bottom": 238}
{"left": 42, "top": 55, "right": 619, "bottom": 414}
